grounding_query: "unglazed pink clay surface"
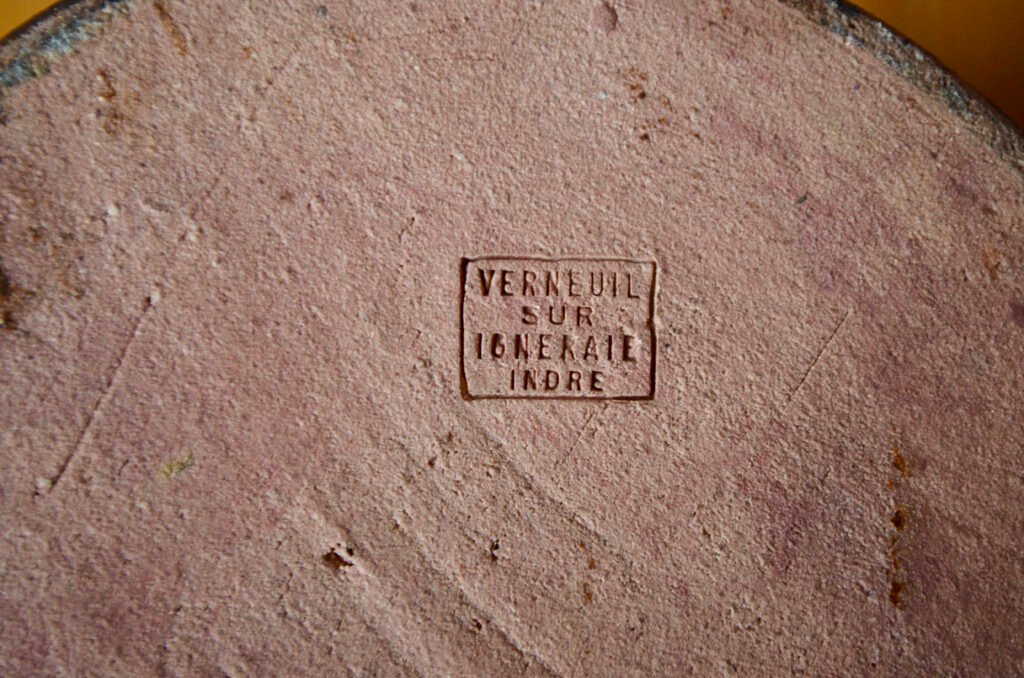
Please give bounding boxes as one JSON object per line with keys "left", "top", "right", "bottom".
{"left": 1, "top": 0, "right": 1023, "bottom": 675}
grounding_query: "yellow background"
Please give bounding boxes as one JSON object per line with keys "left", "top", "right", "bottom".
{"left": 1, "top": 0, "right": 1023, "bottom": 128}
{"left": 854, "top": 0, "right": 1024, "bottom": 127}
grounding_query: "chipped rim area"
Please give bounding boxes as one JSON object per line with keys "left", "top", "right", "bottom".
{"left": 0, "top": 0, "right": 1021, "bottom": 169}
{"left": 0, "top": 0, "right": 129, "bottom": 105}
{"left": 781, "top": 0, "right": 1024, "bottom": 172}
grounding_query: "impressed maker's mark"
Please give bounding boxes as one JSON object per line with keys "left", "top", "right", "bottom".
{"left": 460, "top": 257, "right": 657, "bottom": 400}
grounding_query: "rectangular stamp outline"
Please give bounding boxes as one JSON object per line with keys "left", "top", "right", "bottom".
{"left": 459, "top": 255, "right": 657, "bottom": 401}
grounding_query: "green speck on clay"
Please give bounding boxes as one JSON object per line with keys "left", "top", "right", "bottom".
{"left": 159, "top": 451, "right": 195, "bottom": 478}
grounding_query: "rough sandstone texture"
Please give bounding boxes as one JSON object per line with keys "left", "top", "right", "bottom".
{"left": 1, "top": 0, "right": 1023, "bottom": 675}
